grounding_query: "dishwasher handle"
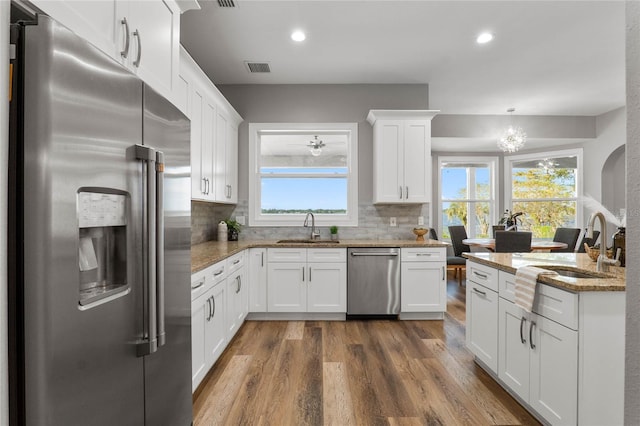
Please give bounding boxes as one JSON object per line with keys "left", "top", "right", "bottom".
{"left": 350, "top": 252, "right": 399, "bottom": 257}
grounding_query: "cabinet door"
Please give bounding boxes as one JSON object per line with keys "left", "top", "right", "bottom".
{"left": 267, "top": 262, "right": 306, "bottom": 312}
{"left": 466, "top": 281, "right": 498, "bottom": 373}
{"left": 191, "top": 291, "right": 208, "bottom": 390}
{"left": 403, "top": 120, "right": 430, "bottom": 203}
{"left": 127, "top": 0, "right": 180, "bottom": 99}
{"left": 249, "top": 248, "right": 267, "bottom": 313}
{"left": 400, "top": 262, "right": 446, "bottom": 312}
{"left": 206, "top": 282, "right": 227, "bottom": 367}
{"left": 214, "top": 110, "right": 228, "bottom": 202}
{"left": 529, "top": 315, "right": 578, "bottom": 425}
{"left": 225, "top": 122, "right": 239, "bottom": 203}
{"left": 373, "top": 120, "right": 403, "bottom": 203}
{"left": 31, "top": 0, "right": 123, "bottom": 61}
{"left": 307, "top": 262, "right": 346, "bottom": 312}
{"left": 201, "top": 101, "right": 216, "bottom": 201}
{"left": 498, "top": 299, "right": 530, "bottom": 401}
{"left": 225, "top": 273, "right": 241, "bottom": 336}
{"left": 190, "top": 88, "right": 205, "bottom": 199}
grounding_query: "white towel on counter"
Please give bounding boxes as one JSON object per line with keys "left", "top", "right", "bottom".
{"left": 514, "top": 266, "right": 558, "bottom": 312}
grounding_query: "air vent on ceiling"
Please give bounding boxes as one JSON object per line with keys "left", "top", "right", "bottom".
{"left": 218, "top": 0, "right": 236, "bottom": 7}
{"left": 245, "top": 62, "right": 271, "bottom": 73}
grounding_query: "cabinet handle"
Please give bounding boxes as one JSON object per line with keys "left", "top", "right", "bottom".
{"left": 133, "top": 29, "right": 142, "bottom": 67}
{"left": 416, "top": 253, "right": 433, "bottom": 256}
{"left": 120, "top": 17, "right": 130, "bottom": 58}
{"left": 213, "top": 269, "right": 224, "bottom": 276}
{"left": 233, "top": 259, "right": 240, "bottom": 265}
{"left": 302, "top": 267, "right": 305, "bottom": 282}
{"left": 309, "top": 266, "right": 312, "bottom": 282}
{"left": 206, "top": 178, "right": 211, "bottom": 195}
{"left": 236, "top": 276, "right": 241, "bottom": 294}
{"left": 261, "top": 252, "right": 264, "bottom": 267}
{"left": 399, "top": 186, "right": 403, "bottom": 199}
{"left": 473, "top": 271, "right": 488, "bottom": 279}
{"left": 529, "top": 321, "right": 536, "bottom": 350}
{"left": 206, "top": 297, "right": 212, "bottom": 322}
{"left": 191, "top": 277, "right": 205, "bottom": 290}
{"left": 520, "top": 316, "right": 527, "bottom": 344}
{"left": 472, "top": 287, "right": 486, "bottom": 296}
{"left": 405, "top": 186, "right": 409, "bottom": 199}
{"left": 442, "top": 266, "right": 445, "bottom": 280}
{"left": 212, "top": 295, "right": 216, "bottom": 317}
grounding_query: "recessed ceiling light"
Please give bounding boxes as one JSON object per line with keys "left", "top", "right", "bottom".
{"left": 291, "top": 30, "right": 306, "bottom": 42}
{"left": 476, "top": 32, "right": 494, "bottom": 44}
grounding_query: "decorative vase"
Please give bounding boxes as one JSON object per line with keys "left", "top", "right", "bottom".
{"left": 330, "top": 233, "right": 339, "bottom": 241}
{"left": 228, "top": 229, "right": 239, "bottom": 241}
{"left": 612, "top": 226, "right": 625, "bottom": 266}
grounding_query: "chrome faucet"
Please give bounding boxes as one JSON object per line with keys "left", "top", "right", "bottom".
{"left": 587, "top": 212, "right": 620, "bottom": 272}
{"left": 303, "top": 212, "right": 320, "bottom": 240}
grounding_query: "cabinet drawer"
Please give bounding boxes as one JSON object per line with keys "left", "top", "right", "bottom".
{"left": 467, "top": 261, "right": 498, "bottom": 292}
{"left": 401, "top": 247, "right": 445, "bottom": 262}
{"left": 500, "top": 271, "right": 578, "bottom": 330}
{"left": 208, "top": 261, "right": 227, "bottom": 286}
{"left": 267, "top": 248, "right": 306, "bottom": 262}
{"left": 307, "top": 248, "right": 346, "bottom": 262}
{"left": 191, "top": 269, "right": 208, "bottom": 301}
{"left": 226, "top": 250, "right": 245, "bottom": 273}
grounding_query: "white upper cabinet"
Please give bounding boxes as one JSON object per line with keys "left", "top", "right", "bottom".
{"left": 33, "top": 0, "right": 181, "bottom": 103}
{"left": 367, "top": 110, "right": 438, "bottom": 204}
{"left": 179, "top": 47, "right": 242, "bottom": 203}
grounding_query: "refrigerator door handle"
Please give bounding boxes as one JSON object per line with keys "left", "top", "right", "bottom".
{"left": 156, "top": 150, "right": 166, "bottom": 348}
{"left": 135, "top": 144, "right": 158, "bottom": 357}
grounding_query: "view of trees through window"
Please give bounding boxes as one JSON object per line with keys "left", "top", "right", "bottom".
{"left": 441, "top": 160, "right": 496, "bottom": 239}
{"left": 510, "top": 156, "right": 578, "bottom": 238}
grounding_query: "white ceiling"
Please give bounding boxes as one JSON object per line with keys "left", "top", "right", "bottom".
{"left": 181, "top": 0, "right": 625, "bottom": 117}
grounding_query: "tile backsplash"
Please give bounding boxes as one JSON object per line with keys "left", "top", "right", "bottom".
{"left": 190, "top": 199, "right": 431, "bottom": 243}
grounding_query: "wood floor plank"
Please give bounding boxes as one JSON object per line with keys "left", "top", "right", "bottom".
{"left": 323, "top": 362, "right": 356, "bottom": 426}
{"left": 193, "top": 354, "right": 253, "bottom": 426}
{"left": 387, "top": 417, "right": 425, "bottom": 426}
{"left": 284, "top": 320, "right": 305, "bottom": 340}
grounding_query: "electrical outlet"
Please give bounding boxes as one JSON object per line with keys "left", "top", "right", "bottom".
{"left": 236, "top": 215, "right": 245, "bottom": 225}
{"left": 390, "top": 217, "right": 397, "bottom": 227}
{"left": 418, "top": 216, "right": 424, "bottom": 226}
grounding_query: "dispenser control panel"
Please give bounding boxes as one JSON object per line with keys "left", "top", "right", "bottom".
{"left": 78, "top": 192, "right": 127, "bottom": 228}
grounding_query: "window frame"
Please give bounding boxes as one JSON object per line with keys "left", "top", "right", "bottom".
{"left": 504, "top": 148, "right": 583, "bottom": 236}
{"left": 248, "top": 122, "right": 359, "bottom": 227}
{"left": 438, "top": 156, "right": 499, "bottom": 239}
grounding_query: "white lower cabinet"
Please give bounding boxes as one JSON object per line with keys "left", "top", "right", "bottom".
{"left": 498, "top": 298, "right": 578, "bottom": 425}
{"left": 225, "top": 251, "right": 247, "bottom": 337}
{"left": 267, "top": 248, "right": 346, "bottom": 313}
{"left": 466, "top": 277, "right": 498, "bottom": 373}
{"left": 248, "top": 248, "right": 267, "bottom": 312}
{"left": 191, "top": 264, "right": 227, "bottom": 391}
{"left": 400, "top": 247, "right": 446, "bottom": 318}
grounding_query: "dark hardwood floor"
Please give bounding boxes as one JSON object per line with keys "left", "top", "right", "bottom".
{"left": 193, "top": 272, "right": 541, "bottom": 425}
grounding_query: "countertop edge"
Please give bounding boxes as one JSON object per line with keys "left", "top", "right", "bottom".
{"left": 192, "top": 239, "right": 449, "bottom": 273}
{"left": 463, "top": 253, "right": 625, "bottom": 292}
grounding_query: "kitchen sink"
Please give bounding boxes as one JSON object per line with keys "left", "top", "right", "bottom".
{"left": 276, "top": 239, "right": 340, "bottom": 244}
{"left": 539, "top": 266, "right": 609, "bottom": 279}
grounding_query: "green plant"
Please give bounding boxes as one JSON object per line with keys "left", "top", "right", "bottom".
{"left": 329, "top": 225, "right": 338, "bottom": 234}
{"left": 224, "top": 219, "right": 241, "bottom": 233}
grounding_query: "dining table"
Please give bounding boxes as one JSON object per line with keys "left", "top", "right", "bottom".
{"left": 462, "top": 238, "right": 568, "bottom": 252}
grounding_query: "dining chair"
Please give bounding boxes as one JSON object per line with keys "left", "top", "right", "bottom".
{"left": 448, "top": 225, "right": 471, "bottom": 285}
{"left": 428, "top": 228, "right": 438, "bottom": 240}
{"left": 492, "top": 225, "right": 505, "bottom": 237}
{"left": 577, "top": 230, "right": 601, "bottom": 253}
{"left": 552, "top": 227, "right": 582, "bottom": 252}
{"left": 494, "top": 231, "right": 532, "bottom": 253}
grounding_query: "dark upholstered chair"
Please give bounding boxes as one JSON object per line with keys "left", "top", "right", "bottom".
{"left": 492, "top": 225, "right": 505, "bottom": 237}
{"left": 428, "top": 228, "right": 438, "bottom": 241}
{"left": 577, "top": 230, "right": 601, "bottom": 253}
{"left": 552, "top": 227, "right": 582, "bottom": 252}
{"left": 494, "top": 231, "right": 532, "bottom": 253}
{"left": 448, "top": 225, "right": 471, "bottom": 285}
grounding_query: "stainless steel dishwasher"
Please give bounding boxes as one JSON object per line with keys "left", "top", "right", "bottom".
{"left": 347, "top": 247, "right": 400, "bottom": 317}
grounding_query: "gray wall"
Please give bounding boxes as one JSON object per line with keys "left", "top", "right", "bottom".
{"left": 217, "top": 84, "right": 433, "bottom": 240}
{"left": 625, "top": 2, "right": 640, "bottom": 423}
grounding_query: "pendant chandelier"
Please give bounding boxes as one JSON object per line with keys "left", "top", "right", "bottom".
{"left": 497, "top": 108, "right": 526, "bottom": 153}
{"left": 308, "top": 135, "right": 325, "bottom": 157}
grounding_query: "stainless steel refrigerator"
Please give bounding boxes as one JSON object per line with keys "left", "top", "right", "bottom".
{"left": 9, "top": 14, "right": 192, "bottom": 426}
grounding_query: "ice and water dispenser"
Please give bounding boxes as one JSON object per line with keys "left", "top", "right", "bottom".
{"left": 77, "top": 190, "right": 129, "bottom": 308}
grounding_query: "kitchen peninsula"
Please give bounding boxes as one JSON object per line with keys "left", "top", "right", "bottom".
{"left": 464, "top": 252, "right": 625, "bottom": 426}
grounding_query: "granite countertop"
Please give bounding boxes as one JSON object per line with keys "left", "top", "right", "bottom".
{"left": 191, "top": 239, "right": 449, "bottom": 273}
{"left": 464, "top": 252, "right": 625, "bottom": 292}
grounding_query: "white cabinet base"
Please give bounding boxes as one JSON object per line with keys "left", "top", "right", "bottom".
{"left": 399, "top": 312, "right": 444, "bottom": 320}
{"left": 245, "top": 312, "right": 346, "bottom": 321}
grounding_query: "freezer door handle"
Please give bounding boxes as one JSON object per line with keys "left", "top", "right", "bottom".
{"left": 156, "top": 150, "right": 166, "bottom": 348}
{"left": 134, "top": 144, "right": 160, "bottom": 356}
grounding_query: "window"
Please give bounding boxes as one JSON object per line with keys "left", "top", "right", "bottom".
{"left": 439, "top": 157, "right": 498, "bottom": 239}
{"left": 248, "top": 123, "right": 358, "bottom": 226}
{"left": 505, "top": 149, "right": 582, "bottom": 238}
